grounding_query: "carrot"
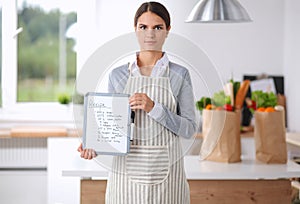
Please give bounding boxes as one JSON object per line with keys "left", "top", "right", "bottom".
{"left": 256, "top": 107, "right": 265, "bottom": 112}
{"left": 265, "top": 107, "right": 275, "bottom": 112}
{"left": 205, "top": 104, "right": 212, "bottom": 110}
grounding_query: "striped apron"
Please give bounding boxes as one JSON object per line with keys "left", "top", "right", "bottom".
{"left": 105, "top": 64, "right": 190, "bottom": 204}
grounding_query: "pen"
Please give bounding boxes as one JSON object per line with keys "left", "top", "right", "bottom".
{"left": 130, "top": 111, "right": 135, "bottom": 141}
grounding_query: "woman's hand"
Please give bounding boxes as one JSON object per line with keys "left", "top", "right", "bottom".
{"left": 77, "top": 143, "right": 97, "bottom": 160}
{"left": 129, "top": 93, "right": 154, "bottom": 113}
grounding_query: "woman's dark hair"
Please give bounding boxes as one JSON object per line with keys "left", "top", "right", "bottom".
{"left": 134, "top": 2, "right": 171, "bottom": 28}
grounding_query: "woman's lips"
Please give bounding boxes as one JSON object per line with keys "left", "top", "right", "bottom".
{"left": 144, "top": 41, "right": 156, "bottom": 44}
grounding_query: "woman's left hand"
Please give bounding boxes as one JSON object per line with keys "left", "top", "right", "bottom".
{"left": 129, "top": 93, "right": 154, "bottom": 113}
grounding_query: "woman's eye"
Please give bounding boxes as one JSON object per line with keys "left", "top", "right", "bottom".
{"left": 139, "top": 25, "right": 146, "bottom": 30}
{"left": 138, "top": 25, "right": 163, "bottom": 31}
{"left": 154, "top": 26, "right": 163, "bottom": 30}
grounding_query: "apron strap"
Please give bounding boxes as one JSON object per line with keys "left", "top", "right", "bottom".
{"left": 166, "top": 64, "right": 170, "bottom": 77}
{"left": 127, "top": 62, "right": 133, "bottom": 77}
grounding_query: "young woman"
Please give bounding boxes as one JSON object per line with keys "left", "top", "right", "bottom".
{"left": 78, "top": 2, "right": 197, "bottom": 203}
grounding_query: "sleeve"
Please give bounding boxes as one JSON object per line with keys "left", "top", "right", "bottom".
{"left": 107, "top": 66, "right": 129, "bottom": 94}
{"left": 148, "top": 70, "right": 197, "bottom": 139}
{"left": 108, "top": 71, "right": 117, "bottom": 93}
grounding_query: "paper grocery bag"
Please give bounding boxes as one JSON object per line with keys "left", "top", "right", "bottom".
{"left": 200, "top": 110, "right": 241, "bottom": 163}
{"left": 254, "top": 111, "right": 287, "bottom": 164}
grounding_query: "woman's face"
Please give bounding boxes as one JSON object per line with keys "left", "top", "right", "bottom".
{"left": 135, "top": 11, "right": 170, "bottom": 52}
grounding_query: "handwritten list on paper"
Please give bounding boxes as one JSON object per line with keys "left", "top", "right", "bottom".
{"left": 84, "top": 93, "right": 130, "bottom": 155}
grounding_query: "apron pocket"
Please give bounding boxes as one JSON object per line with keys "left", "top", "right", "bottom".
{"left": 126, "top": 145, "right": 170, "bottom": 185}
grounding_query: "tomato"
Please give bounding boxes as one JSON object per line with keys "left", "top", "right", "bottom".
{"left": 248, "top": 100, "right": 256, "bottom": 110}
{"left": 223, "top": 104, "right": 233, "bottom": 111}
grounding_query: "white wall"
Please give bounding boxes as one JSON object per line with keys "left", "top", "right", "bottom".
{"left": 77, "top": 0, "right": 300, "bottom": 132}
{"left": 170, "top": 0, "right": 285, "bottom": 81}
{"left": 283, "top": 0, "right": 300, "bottom": 132}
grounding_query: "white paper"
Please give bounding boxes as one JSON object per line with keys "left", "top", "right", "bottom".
{"left": 83, "top": 93, "right": 130, "bottom": 155}
{"left": 250, "top": 78, "right": 276, "bottom": 93}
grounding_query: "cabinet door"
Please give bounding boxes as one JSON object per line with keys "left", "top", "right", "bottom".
{"left": 188, "top": 180, "right": 291, "bottom": 204}
{"left": 81, "top": 180, "right": 107, "bottom": 204}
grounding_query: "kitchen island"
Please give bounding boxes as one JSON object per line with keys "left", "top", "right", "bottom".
{"left": 49, "top": 135, "right": 300, "bottom": 204}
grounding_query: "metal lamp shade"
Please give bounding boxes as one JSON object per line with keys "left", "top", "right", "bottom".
{"left": 186, "top": 0, "right": 252, "bottom": 23}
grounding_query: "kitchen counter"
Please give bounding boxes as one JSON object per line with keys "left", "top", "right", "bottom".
{"left": 62, "top": 156, "right": 299, "bottom": 204}
{"left": 49, "top": 137, "right": 300, "bottom": 204}
{"left": 62, "top": 133, "right": 300, "bottom": 180}
{"left": 185, "top": 156, "right": 300, "bottom": 180}
{"left": 62, "top": 155, "right": 300, "bottom": 180}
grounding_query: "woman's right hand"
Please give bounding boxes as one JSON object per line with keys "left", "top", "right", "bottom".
{"left": 77, "top": 143, "right": 97, "bottom": 160}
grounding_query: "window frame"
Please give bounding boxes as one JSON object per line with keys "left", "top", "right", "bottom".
{"left": 1, "top": 0, "right": 17, "bottom": 109}
{"left": 0, "top": 0, "right": 75, "bottom": 125}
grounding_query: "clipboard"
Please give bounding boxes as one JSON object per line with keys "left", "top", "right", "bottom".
{"left": 82, "top": 92, "right": 131, "bottom": 155}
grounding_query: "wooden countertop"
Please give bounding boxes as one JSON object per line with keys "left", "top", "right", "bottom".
{"left": 0, "top": 126, "right": 81, "bottom": 138}
{"left": 1, "top": 124, "right": 299, "bottom": 146}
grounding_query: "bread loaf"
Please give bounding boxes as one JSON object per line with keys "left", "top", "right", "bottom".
{"left": 234, "top": 80, "right": 250, "bottom": 109}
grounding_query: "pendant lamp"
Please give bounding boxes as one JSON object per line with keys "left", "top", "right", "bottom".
{"left": 186, "top": 0, "right": 252, "bottom": 23}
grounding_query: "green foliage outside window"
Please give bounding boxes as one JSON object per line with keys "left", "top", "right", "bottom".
{"left": 17, "top": 5, "right": 77, "bottom": 102}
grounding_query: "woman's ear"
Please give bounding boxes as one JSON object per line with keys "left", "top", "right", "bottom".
{"left": 166, "top": 26, "right": 171, "bottom": 38}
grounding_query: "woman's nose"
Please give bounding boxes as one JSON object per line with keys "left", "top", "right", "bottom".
{"left": 145, "top": 29, "right": 156, "bottom": 38}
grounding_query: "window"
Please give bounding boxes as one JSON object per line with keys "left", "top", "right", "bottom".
{"left": 17, "top": 0, "right": 77, "bottom": 102}
{"left": 1, "top": 0, "right": 77, "bottom": 110}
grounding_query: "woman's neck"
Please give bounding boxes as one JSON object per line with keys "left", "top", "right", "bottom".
{"left": 137, "top": 51, "right": 163, "bottom": 67}
{"left": 137, "top": 51, "right": 163, "bottom": 76}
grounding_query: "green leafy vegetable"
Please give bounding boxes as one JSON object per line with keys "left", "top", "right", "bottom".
{"left": 230, "top": 79, "right": 240, "bottom": 100}
{"left": 251, "top": 90, "right": 277, "bottom": 108}
{"left": 196, "top": 97, "right": 211, "bottom": 112}
{"left": 212, "top": 90, "right": 229, "bottom": 107}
